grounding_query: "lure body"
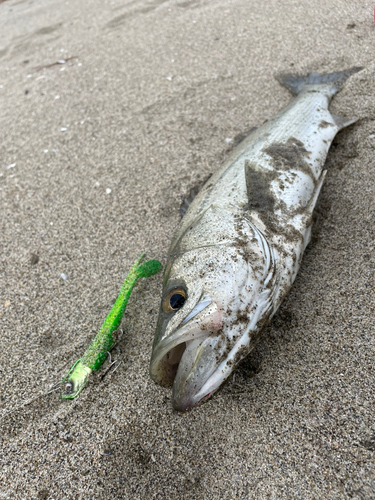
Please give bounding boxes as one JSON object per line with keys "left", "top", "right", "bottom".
{"left": 62, "top": 255, "right": 161, "bottom": 399}
{"left": 150, "top": 68, "right": 361, "bottom": 411}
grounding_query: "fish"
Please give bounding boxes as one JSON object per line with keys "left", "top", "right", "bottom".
{"left": 150, "top": 67, "right": 362, "bottom": 411}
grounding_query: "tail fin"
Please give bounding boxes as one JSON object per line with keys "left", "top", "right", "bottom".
{"left": 276, "top": 67, "right": 363, "bottom": 96}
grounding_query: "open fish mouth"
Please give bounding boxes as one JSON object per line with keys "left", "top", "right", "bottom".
{"left": 150, "top": 299, "right": 223, "bottom": 411}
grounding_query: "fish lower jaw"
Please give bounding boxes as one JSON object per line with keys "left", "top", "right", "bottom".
{"left": 171, "top": 380, "right": 213, "bottom": 412}
{"left": 150, "top": 332, "right": 211, "bottom": 388}
{"left": 171, "top": 360, "right": 225, "bottom": 412}
{"left": 172, "top": 326, "right": 265, "bottom": 411}
{"left": 171, "top": 335, "right": 228, "bottom": 411}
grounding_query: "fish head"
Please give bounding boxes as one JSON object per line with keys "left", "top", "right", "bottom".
{"left": 150, "top": 233, "right": 276, "bottom": 411}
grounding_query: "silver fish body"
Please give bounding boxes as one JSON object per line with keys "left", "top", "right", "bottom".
{"left": 150, "top": 68, "right": 361, "bottom": 411}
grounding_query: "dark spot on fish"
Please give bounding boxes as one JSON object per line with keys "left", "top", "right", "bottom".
{"left": 318, "top": 120, "right": 334, "bottom": 129}
{"left": 254, "top": 137, "right": 317, "bottom": 235}
{"left": 274, "top": 220, "right": 296, "bottom": 241}
{"left": 264, "top": 137, "right": 312, "bottom": 167}
{"left": 232, "top": 310, "right": 249, "bottom": 326}
{"left": 245, "top": 160, "right": 276, "bottom": 213}
{"left": 346, "top": 22, "right": 356, "bottom": 30}
{"left": 233, "top": 216, "right": 264, "bottom": 263}
{"left": 244, "top": 165, "right": 303, "bottom": 241}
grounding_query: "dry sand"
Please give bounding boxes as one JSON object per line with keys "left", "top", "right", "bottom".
{"left": 0, "top": 0, "right": 374, "bottom": 498}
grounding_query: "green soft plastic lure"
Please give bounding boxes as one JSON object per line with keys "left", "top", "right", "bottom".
{"left": 61, "top": 254, "right": 162, "bottom": 399}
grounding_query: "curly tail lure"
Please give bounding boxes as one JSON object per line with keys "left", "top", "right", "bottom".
{"left": 62, "top": 254, "right": 162, "bottom": 399}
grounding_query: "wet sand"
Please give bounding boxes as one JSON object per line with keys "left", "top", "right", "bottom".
{"left": 0, "top": 0, "right": 374, "bottom": 498}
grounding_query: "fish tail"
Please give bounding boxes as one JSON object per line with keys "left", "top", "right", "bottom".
{"left": 276, "top": 67, "right": 363, "bottom": 96}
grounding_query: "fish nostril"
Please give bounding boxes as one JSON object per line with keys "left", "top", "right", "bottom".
{"left": 166, "top": 343, "right": 186, "bottom": 381}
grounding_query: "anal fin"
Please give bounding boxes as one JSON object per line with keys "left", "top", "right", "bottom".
{"left": 305, "top": 169, "right": 327, "bottom": 226}
{"left": 302, "top": 169, "right": 327, "bottom": 250}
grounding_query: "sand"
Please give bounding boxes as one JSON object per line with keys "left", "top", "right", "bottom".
{"left": 0, "top": 0, "right": 374, "bottom": 498}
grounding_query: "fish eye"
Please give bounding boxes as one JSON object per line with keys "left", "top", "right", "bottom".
{"left": 162, "top": 288, "right": 187, "bottom": 313}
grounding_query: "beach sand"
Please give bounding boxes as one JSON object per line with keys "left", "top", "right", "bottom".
{"left": 0, "top": 0, "right": 374, "bottom": 498}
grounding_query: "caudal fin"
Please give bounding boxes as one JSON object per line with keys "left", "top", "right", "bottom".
{"left": 276, "top": 67, "right": 363, "bottom": 96}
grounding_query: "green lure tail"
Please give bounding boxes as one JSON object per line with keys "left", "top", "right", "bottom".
{"left": 61, "top": 254, "right": 162, "bottom": 399}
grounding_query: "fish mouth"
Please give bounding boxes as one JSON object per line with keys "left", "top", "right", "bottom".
{"left": 150, "top": 298, "right": 223, "bottom": 411}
